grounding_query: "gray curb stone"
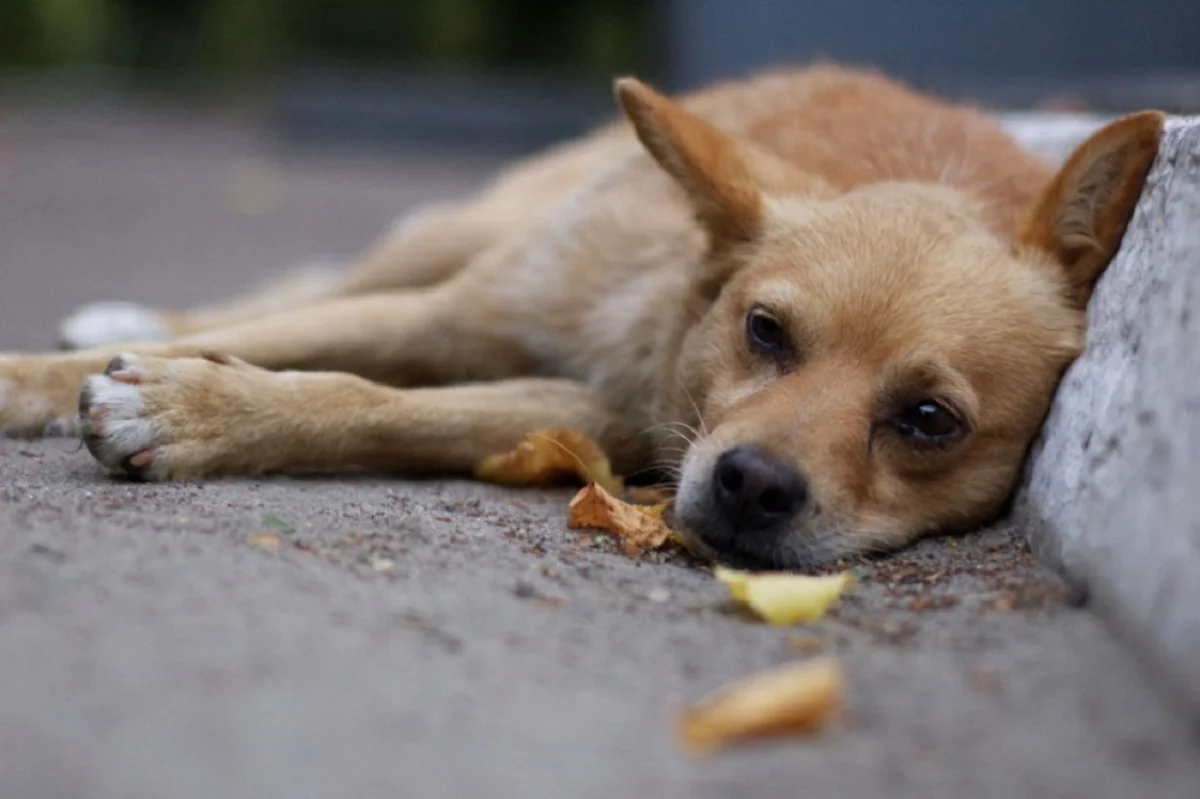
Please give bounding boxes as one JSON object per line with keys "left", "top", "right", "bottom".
{"left": 1009, "top": 116, "right": 1200, "bottom": 718}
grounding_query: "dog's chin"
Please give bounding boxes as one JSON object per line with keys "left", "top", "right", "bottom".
{"left": 672, "top": 501, "right": 848, "bottom": 571}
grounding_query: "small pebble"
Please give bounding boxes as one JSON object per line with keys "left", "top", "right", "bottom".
{"left": 647, "top": 587, "right": 671, "bottom": 603}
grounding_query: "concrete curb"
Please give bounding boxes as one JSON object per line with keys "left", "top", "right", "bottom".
{"left": 1010, "top": 116, "right": 1200, "bottom": 718}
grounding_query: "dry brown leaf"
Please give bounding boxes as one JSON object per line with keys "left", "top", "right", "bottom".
{"left": 474, "top": 428, "right": 622, "bottom": 494}
{"left": 246, "top": 531, "right": 283, "bottom": 552}
{"left": 567, "top": 483, "right": 673, "bottom": 556}
{"left": 677, "top": 658, "right": 843, "bottom": 754}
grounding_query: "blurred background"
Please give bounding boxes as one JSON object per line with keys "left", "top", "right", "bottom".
{"left": 1, "top": 0, "right": 1198, "bottom": 347}
{"left": 2, "top": 0, "right": 1199, "bottom": 153}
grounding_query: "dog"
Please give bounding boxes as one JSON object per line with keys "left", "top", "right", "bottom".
{"left": 0, "top": 65, "right": 1163, "bottom": 569}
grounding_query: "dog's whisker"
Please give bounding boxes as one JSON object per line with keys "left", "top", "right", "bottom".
{"left": 647, "top": 458, "right": 684, "bottom": 475}
{"left": 641, "top": 420, "right": 702, "bottom": 450}
{"left": 679, "top": 383, "right": 709, "bottom": 438}
{"left": 621, "top": 465, "right": 671, "bottom": 482}
{"left": 647, "top": 459, "right": 684, "bottom": 477}
{"left": 652, "top": 452, "right": 690, "bottom": 469}
{"left": 640, "top": 420, "right": 696, "bottom": 435}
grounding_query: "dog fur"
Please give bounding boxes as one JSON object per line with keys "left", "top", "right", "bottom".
{"left": 0, "top": 65, "right": 1164, "bottom": 568}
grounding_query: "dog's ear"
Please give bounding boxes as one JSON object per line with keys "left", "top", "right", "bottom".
{"left": 1019, "top": 110, "right": 1165, "bottom": 308}
{"left": 615, "top": 77, "right": 762, "bottom": 249}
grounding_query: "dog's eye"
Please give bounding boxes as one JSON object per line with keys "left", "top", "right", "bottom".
{"left": 745, "top": 309, "right": 788, "bottom": 357}
{"left": 892, "top": 400, "right": 964, "bottom": 446}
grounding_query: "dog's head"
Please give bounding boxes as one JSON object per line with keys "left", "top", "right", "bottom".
{"left": 616, "top": 78, "right": 1163, "bottom": 569}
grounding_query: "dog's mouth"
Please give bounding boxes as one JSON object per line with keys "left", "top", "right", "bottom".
{"left": 672, "top": 446, "right": 846, "bottom": 570}
{"left": 671, "top": 498, "right": 845, "bottom": 571}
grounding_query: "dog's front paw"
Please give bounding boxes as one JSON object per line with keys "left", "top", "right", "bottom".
{"left": 79, "top": 353, "right": 281, "bottom": 481}
{"left": 0, "top": 355, "right": 88, "bottom": 437}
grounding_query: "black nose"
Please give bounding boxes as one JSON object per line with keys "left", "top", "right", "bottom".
{"left": 712, "top": 446, "right": 808, "bottom": 531}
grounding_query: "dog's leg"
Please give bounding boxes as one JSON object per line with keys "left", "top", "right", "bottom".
{"left": 164, "top": 202, "right": 507, "bottom": 334}
{"left": 124, "top": 262, "right": 345, "bottom": 341}
{"left": 77, "top": 354, "right": 644, "bottom": 481}
{"left": 56, "top": 126, "right": 629, "bottom": 350}
{"left": 56, "top": 202, "right": 500, "bottom": 349}
{"left": 3, "top": 286, "right": 532, "bottom": 437}
{"left": 334, "top": 202, "right": 511, "bottom": 295}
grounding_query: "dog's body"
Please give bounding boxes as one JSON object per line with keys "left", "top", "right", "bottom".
{"left": 0, "top": 65, "right": 1163, "bottom": 568}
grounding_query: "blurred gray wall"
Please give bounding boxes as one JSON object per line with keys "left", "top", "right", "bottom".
{"left": 276, "top": 0, "right": 1200, "bottom": 152}
{"left": 663, "top": 0, "right": 1200, "bottom": 106}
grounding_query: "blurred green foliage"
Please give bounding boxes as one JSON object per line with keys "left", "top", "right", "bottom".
{"left": 0, "top": 0, "right": 109, "bottom": 65}
{"left": 0, "top": 0, "right": 652, "bottom": 77}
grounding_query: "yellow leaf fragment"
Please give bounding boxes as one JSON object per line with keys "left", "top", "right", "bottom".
{"left": 715, "top": 567, "right": 852, "bottom": 625}
{"left": 474, "top": 428, "right": 622, "bottom": 494}
{"left": 678, "top": 658, "right": 843, "bottom": 754}
{"left": 568, "top": 483, "right": 673, "bottom": 556}
{"left": 245, "top": 531, "right": 283, "bottom": 552}
{"left": 715, "top": 566, "right": 752, "bottom": 602}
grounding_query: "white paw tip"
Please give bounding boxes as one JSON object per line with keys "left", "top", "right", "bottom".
{"left": 58, "top": 302, "right": 171, "bottom": 350}
{"left": 86, "top": 373, "right": 145, "bottom": 417}
{"left": 82, "top": 375, "right": 155, "bottom": 465}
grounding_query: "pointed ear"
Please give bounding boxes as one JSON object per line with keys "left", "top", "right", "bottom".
{"left": 1019, "top": 110, "right": 1165, "bottom": 307}
{"left": 615, "top": 77, "right": 762, "bottom": 248}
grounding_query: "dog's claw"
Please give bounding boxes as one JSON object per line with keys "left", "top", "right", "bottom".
{"left": 128, "top": 449, "right": 154, "bottom": 468}
{"left": 118, "top": 448, "right": 155, "bottom": 480}
{"left": 104, "top": 355, "right": 140, "bottom": 384}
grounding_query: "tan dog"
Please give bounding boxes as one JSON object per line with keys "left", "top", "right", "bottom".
{"left": 0, "top": 66, "right": 1163, "bottom": 568}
